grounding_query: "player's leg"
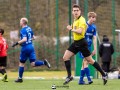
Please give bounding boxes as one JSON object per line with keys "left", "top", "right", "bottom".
{"left": 0, "top": 66, "right": 4, "bottom": 75}
{"left": 83, "top": 59, "right": 93, "bottom": 84}
{"left": 63, "top": 50, "right": 74, "bottom": 85}
{"left": 30, "top": 59, "right": 50, "bottom": 68}
{"left": 15, "top": 49, "right": 27, "bottom": 83}
{"left": 29, "top": 50, "right": 51, "bottom": 68}
{"left": 15, "top": 61, "right": 25, "bottom": 83}
{"left": 79, "top": 61, "right": 85, "bottom": 84}
{"left": 85, "top": 56, "right": 107, "bottom": 85}
{"left": 78, "top": 52, "right": 85, "bottom": 84}
{"left": 63, "top": 50, "right": 74, "bottom": 77}
{"left": 0, "top": 57, "right": 8, "bottom": 82}
{"left": 81, "top": 45, "right": 107, "bottom": 85}
{"left": 0, "top": 57, "right": 6, "bottom": 76}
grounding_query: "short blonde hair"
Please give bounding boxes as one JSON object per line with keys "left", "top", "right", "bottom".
{"left": 20, "top": 17, "right": 28, "bottom": 24}
{"left": 88, "top": 12, "right": 97, "bottom": 18}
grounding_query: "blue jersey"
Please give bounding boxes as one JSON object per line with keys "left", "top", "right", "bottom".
{"left": 20, "top": 26, "right": 33, "bottom": 46}
{"left": 85, "top": 22, "right": 96, "bottom": 47}
{"left": 19, "top": 26, "right": 36, "bottom": 62}
{"left": 79, "top": 22, "right": 96, "bottom": 58}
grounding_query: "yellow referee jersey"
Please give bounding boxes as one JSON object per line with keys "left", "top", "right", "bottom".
{"left": 72, "top": 16, "right": 87, "bottom": 41}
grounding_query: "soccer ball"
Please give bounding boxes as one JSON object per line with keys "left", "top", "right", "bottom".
{"left": 51, "top": 84, "right": 56, "bottom": 89}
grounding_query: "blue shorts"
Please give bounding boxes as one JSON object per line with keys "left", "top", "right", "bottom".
{"left": 79, "top": 46, "right": 91, "bottom": 59}
{"left": 20, "top": 44, "right": 36, "bottom": 63}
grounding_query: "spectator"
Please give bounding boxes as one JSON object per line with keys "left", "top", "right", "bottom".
{"left": 99, "top": 35, "right": 114, "bottom": 72}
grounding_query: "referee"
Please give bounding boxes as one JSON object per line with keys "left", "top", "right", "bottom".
{"left": 63, "top": 4, "right": 107, "bottom": 85}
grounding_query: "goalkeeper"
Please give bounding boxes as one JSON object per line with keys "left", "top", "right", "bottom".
{"left": 12, "top": 17, "right": 51, "bottom": 83}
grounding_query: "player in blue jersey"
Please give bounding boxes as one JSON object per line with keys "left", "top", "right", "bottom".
{"left": 79, "top": 12, "right": 97, "bottom": 85}
{"left": 12, "top": 17, "right": 51, "bottom": 83}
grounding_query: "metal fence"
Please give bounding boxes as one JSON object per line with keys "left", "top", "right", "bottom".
{"left": 0, "top": 0, "right": 120, "bottom": 70}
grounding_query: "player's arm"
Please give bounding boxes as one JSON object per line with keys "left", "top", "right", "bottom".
{"left": 92, "top": 35, "right": 97, "bottom": 56}
{"left": 71, "top": 28, "right": 83, "bottom": 34}
{"left": 32, "top": 35, "right": 36, "bottom": 40}
{"left": 67, "top": 25, "right": 85, "bottom": 34}
{"left": 0, "top": 43, "right": 2, "bottom": 52}
{"left": 12, "top": 37, "right": 27, "bottom": 47}
{"left": 18, "top": 37, "right": 27, "bottom": 44}
{"left": 70, "top": 18, "right": 86, "bottom": 34}
{"left": 12, "top": 30, "right": 27, "bottom": 47}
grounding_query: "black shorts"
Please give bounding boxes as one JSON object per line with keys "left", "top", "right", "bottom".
{"left": 67, "top": 38, "right": 91, "bottom": 57}
{"left": 0, "top": 56, "right": 7, "bottom": 67}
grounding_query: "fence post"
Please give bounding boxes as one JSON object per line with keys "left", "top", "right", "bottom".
{"left": 112, "top": 0, "right": 116, "bottom": 66}
{"left": 26, "top": 0, "right": 30, "bottom": 69}
{"left": 56, "top": 0, "right": 59, "bottom": 69}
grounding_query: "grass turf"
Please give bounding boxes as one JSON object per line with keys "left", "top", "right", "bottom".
{"left": 0, "top": 71, "right": 120, "bottom": 90}
{"left": 0, "top": 79, "right": 120, "bottom": 90}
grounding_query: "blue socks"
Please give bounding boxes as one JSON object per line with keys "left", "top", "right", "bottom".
{"left": 79, "top": 70, "right": 85, "bottom": 83}
{"left": 19, "top": 67, "right": 24, "bottom": 79}
{"left": 35, "top": 60, "right": 44, "bottom": 66}
{"left": 79, "top": 67, "right": 92, "bottom": 84}
{"left": 84, "top": 67, "right": 92, "bottom": 82}
{"left": 18, "top": 61, "right": 44, "bottom": 79}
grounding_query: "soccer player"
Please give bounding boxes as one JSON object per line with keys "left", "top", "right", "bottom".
{"left": 63, "top": 4, "right": 107, "bottom": 85}
{"left": 79, "top": 12, "right": 97, "bottom": 85}
{"left": 0, "top": 28, "right": 8, "bottom": 82}
{"left": 12, "top": 17, "right": 51, "bottom": 83}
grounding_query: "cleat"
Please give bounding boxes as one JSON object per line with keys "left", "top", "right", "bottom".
{"left": 2, "top": 79, "right": 8, "bottom": 82}
{"left": 102, "top": 73, "right": 108, "bottom": 85}
{"left": 15, "top": 78, "right": 23, "bottom": 83}
{"left": 79, "top": 83, "right": 89, "bottom": 85}
{"left": 79, "top": 81, "right": 88, "bottom": 85}
{"left": 63, "top": 76, "right": 73, "bottom": 85}
{"left": 2, "top": 74, "right": 8, "bottom": 82}
{"left": 44, "top": 59, "right": 51, "bottom": 68}
{"left": 88, "top": 81, "right": 93, "bottom": 84}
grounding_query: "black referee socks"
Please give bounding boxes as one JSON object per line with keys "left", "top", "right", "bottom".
{"left": 65, "top": 60, "right": 71, "bottom": 77}
{"left": 0, "top": 69, "right": 6, "bottom": 75}
{"left": 93, "top": 61, "right": 105, "bottom": 76}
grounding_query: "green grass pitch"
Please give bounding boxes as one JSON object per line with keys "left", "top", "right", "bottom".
{"left": 0, "top": 71, "right": 119, "bottom": 90}
{"left": 0, "top": 79, "right": 120, "bottom": 90}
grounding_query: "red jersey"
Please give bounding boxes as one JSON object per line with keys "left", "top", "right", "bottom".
{"left": 0, "top": 36, "right": 8, "bottom": 57}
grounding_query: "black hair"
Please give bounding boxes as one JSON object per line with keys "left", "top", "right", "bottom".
{"left": 103, "top": 35, "right": 109, "bottom": 42}
{"left": 0, "top": 28, "right": 4, "bottom": 35}
{"left": 72, "top": 4, "right": 81, "bottom": 10}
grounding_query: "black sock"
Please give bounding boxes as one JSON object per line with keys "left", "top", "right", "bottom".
{"left": 0, "top": 69, "right": 4, "bottom": 75}
{"left": 2, "top": 69, "right": 6, "bottom": 74}
{"left": 65, "top": 60, "right": 71, "bottom": 77}
{"left": 92, "top": 61, "right": 105, "bottom": 76}
{"left": 2, "top": 69, "right": 7, "bottom": 79}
